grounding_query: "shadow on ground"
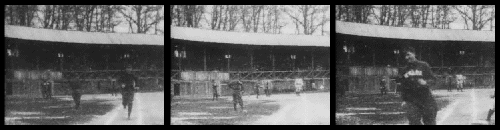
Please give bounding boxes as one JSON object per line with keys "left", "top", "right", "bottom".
{"left": 5, "top": 96, "right": 115, "bottom": 125}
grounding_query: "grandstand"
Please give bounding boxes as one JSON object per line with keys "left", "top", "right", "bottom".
{"left": 336, "top": 21, "right": 495, "bottom": 93}
{"left": 171, "top": 26, "right": 330, "bottom": 97}
{"left": 5, "top": 25, "right": 164, "bottom": 97}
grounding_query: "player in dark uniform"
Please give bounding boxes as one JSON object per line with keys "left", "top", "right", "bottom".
{"left": 118, "top": 67, "right": 139, "bottom": 120}
{"left": 264, "top": 82, "right": 271, "bottom": 97}
{"left": 212, "top": 80, "right": 219, "bottom": 101}
{"left": 486, "top": 92, "right": 495, "bottom": 121}
{"left": 110, "top": 78, "right": 118, "bottom": 97}
{"left": 446, "top": 73, "right": 453, "bottom": 92}
{"left": 69, "top": 78, "right": 82, "bottom": 110}
{"left": 228, "top": 80, "right": 244, "bottom": 112}
{"left": 254, "top": 81, "right": 262, "bottom": 99}
{"left": 41, "top": 79, "right": 52, "bottom": 99}
{"left": 380, "top": 78, "right": 387, "bottom": 95}
{"left": 398, "top": 46, "right": 438, "bottom": 125}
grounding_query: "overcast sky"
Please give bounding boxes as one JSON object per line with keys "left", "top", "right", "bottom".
{"left": 197, "top": 5, "right": 330, "bottom": 36}
{"left": 33, "top": 5, "right": 164, "bottom": 34}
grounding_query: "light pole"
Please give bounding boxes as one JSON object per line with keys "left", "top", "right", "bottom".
{"left": 460, "top": 51, "right": 465, "bottom": 66}
{"left": 394, "top": 49, "right": 400, "bottom": 67}
{"left": 291, "top": 55, "right": 296, "bottom": 71}
{"left": 58, "top": 52, "right": 64, "bottom": 71}
{"left": 225, "top": 54, "right": 231, "bottom": 71}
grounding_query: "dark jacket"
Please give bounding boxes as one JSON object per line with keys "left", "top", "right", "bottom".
{"left": 118, "top": 72, "right": 138, "bottom": 91}
{"left": 399, "top": 60, "right": 437, "bottom": 106}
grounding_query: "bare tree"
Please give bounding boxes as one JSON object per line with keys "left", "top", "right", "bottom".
{"left": 455, "top": 5, "right": 495, "bottom": 30}
{"left": 284, "top": 5, "right": 330, "bottom": 35}
{"left": 120, "top": 5, "right": 163, "bottom": 34}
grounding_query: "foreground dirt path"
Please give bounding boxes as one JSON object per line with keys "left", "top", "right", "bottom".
{"left": 80, "top": 92, "right": 164, "bottom": 125}
{"left": 251, "top": 92, "right": 330, "bottom": 125}
{"left": 434, "top": 88, "right": 495, "bottom": 125}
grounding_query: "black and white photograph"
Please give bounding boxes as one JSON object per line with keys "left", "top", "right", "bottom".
{"left": 170, "top": 5, "right": 330, "bottom": 125}
{"left": 5, "top": 5, "right": 164, "bottom": 125}
{"left": 335, "top": 5, "right": 495, "bottom": 125}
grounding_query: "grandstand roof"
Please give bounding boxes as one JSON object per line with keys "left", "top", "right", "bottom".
{"left": 171, "top": 26, "right": 330, "bottom": 47}
{"left": 336, "top": 21, "right": 495, "bottom": 42}
{"left": 5, "top": 25, "right": 164, "bottom": 46}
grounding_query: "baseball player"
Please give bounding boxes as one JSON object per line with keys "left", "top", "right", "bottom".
{"left": 456, "top": 74, "right": 465, "bottom": 92}
{"left": 228, "top": 80, "right": 244, "bottom": 112}
{"left": 254, "top": 81, "right": 262, "bottom": 99}
{"left": 295, "top": 78, "right": 303, "bottom": 96}
{"left": 446, "top": 73, "right": 453, "bottom": 92}
{"left": 118, "top": 67, "right": 139, "bottom": 120}
{"left": 486, "top": 91, "right": 495, "bottom": 121}
{"left": 69, "top": 78, "right": 82, "bottom": 110}
{"left": 380, "top": 77, "right": 387, "bottom": 95}
{"left": 41, "top": 79, "right": 52, "bottom": 99}
{"left": 212, "top": 80, "right": 220, "bottom": 101}
{"left": 398, "top": 46, "right": 438, "bottom": 125}
{"left": 265, "top": 81, "right": 271, "bottom": 97}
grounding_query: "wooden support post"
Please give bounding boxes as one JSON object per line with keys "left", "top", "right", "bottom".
{"left": 36, "top": 55, "right": 40, "bottom": 70}
{"left": 311, "top": 49, "right": 314, "bottom": 70}
{"left": 250, "top": 50, "right": 253, "bottom": 71}
{"left": 272, "top": 54, "right": 275, "bottom": 78}
{"left": 204, "top": 48, "right": 207, "bottom": 71}
{"left": 441, "top": 42, "right": 444, "bottom": 68}
{"left": 372, "top": 50, "right": 376, "bottom": 66}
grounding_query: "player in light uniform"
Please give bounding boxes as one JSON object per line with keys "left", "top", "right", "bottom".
{"left": 295, "top": 78, "right": 303, "bottom": 96}
{"left": 486, "top": 92, "right": 495, "bottom": 121}
{"left": 456, "top": 74, "right": 465, "bottom": 92}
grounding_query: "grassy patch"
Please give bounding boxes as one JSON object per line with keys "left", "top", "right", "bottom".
{"left": 5, "top": 96, "right": 115, "bottom": 125}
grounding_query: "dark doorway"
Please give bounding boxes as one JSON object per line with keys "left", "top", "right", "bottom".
{"left": 6, "top": 82, "right": 13, "bottom": 95}
{"left": 174, "top": 83, "right": 180, "bottom": 96}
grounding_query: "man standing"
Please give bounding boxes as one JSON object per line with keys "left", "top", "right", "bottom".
{"left": 212, "top": 80, "right": 219, "bottom": 101}
{"left": 110, "top": 78, "right": 118, "bottom": 97}
{"left": 399, "top": 46, "right": 438, "bottom": 125}
{"left": 380, "top": 77, "right": 387, "bottom": 95}
{"left": 254, "top": 81, "right": 262, "bottom": 99}
{"left": 486, "top": 91, "right": 495, "bottom": 121}
{"left": 228, "top": 80, "right": 244, "bottom": 112}
{"left": 118, "top": 67, "right": 139, "bottom": 120}
{"left": 456, "top": 74, "right": 465, "bottom": 92}
{"left": 446, "top": 73, "right": 453, "bottom": 92}
{"left": 295, "top": 78, "right": 304, "bottom": 96}
{"left": 41, "top": 79, "right": 52, "bottom": 99}
{"left": 264, "top": 81, "right": 271, "bottom": 97}
{"left": 69, "top": 78, "right": 82, "bottom": 110}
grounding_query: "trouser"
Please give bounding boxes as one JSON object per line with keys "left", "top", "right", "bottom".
{"left": 213, "top": 91, "right": 219, "bottom": 101}
{"left": 255, "top": 90, "right": 259, "bottom": 98}
{"left": 457, "top": 83, "right": 463, "bottom": 91}
{"left": 233, "top": 94, "right": 243, "bottom": 111}
{"left": 72, "top": 92, "right": 81, "bottom": 109}
{"left": 404, "top": 101, "right": 438, "bottom": 125}
{"left": 380, "top": 87, "right": 387, "bottom": 95}
{"left": 122, "top": 90, "right": 134, "bottom": 118}
{"left": 111, "top": 87, "right": 118, "bottom": 96}
{"left": 122, "top": 90, "right": 135, "bottom": 108}
{"left": 447, "top": 83, "right": 452, "bottom": 91}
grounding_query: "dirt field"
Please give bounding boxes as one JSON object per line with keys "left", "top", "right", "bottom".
{"left": 5, "top": 92, "right": 164, "bottom": 125}
{"left": 171, "top": 91, "right": 330, "bottom": 125}
{"left": 335, "top": 88, "right": 495, "bottom": 125}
